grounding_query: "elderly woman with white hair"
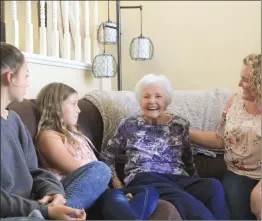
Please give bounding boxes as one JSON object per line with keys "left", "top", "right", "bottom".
{"left": 101, "top": 73, "right": 230, "bottom": 220}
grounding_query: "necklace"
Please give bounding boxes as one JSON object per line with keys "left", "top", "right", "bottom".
{"left": 143, "top": 113, "right": 173, "bottom": 125}
{"left": 243, "top": 101, "right": 261, "bottom": 117}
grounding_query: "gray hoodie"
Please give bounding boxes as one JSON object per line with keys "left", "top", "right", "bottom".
{"left": 1, "top": 110, "right": 65, "bottom": 219}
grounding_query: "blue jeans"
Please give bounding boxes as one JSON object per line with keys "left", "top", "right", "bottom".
{"left": 222, "top": 171, "right": 259, "bottom": 220}
{"left": 128, "top": 172, "right": 230, "bottom": 220}
{"left": 99, "top": 185, "right": 159, "bottom": 220}
{"left": 61, "top": 161, "right": 111, "bottom": 210}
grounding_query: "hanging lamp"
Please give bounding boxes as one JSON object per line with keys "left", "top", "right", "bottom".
{"left": 129, "top": 6, "right": 154, "bottom": 61}
{"left": 97, "top": 0, "right": 117, "bottom": 45}
{"left": 92, "top": 24, "right": 118, "bottom": 78}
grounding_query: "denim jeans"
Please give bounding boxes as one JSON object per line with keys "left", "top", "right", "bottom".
{"left": 128, "top": 172, "right": 230, "bottom": 220}
{"left": 61, "top": 161, "right": 111, "bottom": 210}
{"left": 99, "top": 185, "right": 159, "bottom": 220}
{"left": 222, "top": 171, "right": 259, "bottom": 220}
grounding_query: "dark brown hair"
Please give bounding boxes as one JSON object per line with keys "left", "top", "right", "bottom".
{"left": 1, "top": 42, "right": 25, "bottom": 75}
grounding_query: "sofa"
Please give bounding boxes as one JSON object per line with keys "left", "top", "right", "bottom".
{"left": 7, "top": 88, "right": 232, "bottom": 220}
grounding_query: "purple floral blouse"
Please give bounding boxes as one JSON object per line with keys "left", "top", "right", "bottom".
{"left": 101, "top": 115, "right": 198, "bottom": 185}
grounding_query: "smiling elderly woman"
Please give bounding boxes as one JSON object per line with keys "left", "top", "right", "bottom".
{"left": 101, "top": 73, "right": 229, "bottom": 220}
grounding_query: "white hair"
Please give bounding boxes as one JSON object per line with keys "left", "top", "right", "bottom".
{"left": 134, "top": 73, "right": 174, "bottom": 105}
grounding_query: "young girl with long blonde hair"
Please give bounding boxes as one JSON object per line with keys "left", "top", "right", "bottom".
{"left": 35, "top": 82, "right": 159, "bottom": 220}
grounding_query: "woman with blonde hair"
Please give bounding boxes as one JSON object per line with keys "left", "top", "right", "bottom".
{"left": 190, "top": 53, "right": 261, "bottom": 220}
{"left": 35, "top": 82, "right": 159, "bottom": 220}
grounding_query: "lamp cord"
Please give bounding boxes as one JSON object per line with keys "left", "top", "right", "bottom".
{"left": 108, "top": 0, "right": 110, "bottom": 21}
{"left": 140, "top": 6, "right": 143, "bottom": 36}
{"left": 103, "top": 24, "right": 106, "bottom": 53}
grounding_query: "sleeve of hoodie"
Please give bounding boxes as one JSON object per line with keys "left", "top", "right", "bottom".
{"left": 1, "top": 188, "right": 49, "bottom": 218}
{"left": 18, "top": 115, "right": 66, "bottom": 200}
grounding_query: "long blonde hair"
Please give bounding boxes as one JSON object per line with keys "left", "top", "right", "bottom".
{"left": 243, "top": 54, "right": 261, "bottom": 105}
{"left": 35, "top": 83, "right": 84, "bottom": 151}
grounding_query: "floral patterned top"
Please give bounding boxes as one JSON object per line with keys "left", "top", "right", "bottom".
{"left": 216, "top": 92, "right": 261, "bottom": 180}
{"left": 101, "top": 115, "right": 198, "bottom": 185}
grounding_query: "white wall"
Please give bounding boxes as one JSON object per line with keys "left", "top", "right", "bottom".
{"left": 102, "top": 1, "right": 261, "bottom": 92}
{"left": 25, "top": 62, "right": 101, "bottom": 99}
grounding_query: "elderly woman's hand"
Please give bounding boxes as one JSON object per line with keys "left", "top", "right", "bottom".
{"left": 112, "top": 177, "right": 124, "bottom": 189}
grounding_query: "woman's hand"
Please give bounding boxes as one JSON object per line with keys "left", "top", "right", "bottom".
{"left": 38, "top": 194, "right": 66, "bottom": 206}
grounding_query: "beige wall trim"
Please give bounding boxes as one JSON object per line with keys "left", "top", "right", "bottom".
{"left": 22, "top": 52, "right": 92, "bottom": 71}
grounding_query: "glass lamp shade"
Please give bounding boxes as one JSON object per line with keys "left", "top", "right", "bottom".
{"left": 129, "top": 36, "right": 154, "bottom": 61}
{"left": 92, "top": 53, "right": 117, "bottom": 78}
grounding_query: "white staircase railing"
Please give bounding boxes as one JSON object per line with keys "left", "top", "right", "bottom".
{"left": 7, "top": 0, "right": 97, "bottom": 66}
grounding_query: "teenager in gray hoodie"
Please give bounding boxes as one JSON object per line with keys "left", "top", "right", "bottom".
{"left": 0, "top": 42, "right": 86, "bottom": 220}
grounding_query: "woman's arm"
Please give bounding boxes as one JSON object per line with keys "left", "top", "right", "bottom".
{"left": 189, "top": 94, "right": 236, "bottom": 149}
{"left": 251, "top": 180, "right": 261, "bottom": 219}
{"left": 189, "top": 130, "right": 224, "bottom": 149}
{"left": 1, "top": 188, "right": 49, "bottom": 218}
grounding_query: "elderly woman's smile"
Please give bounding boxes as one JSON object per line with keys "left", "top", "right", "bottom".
{"left": 139, "top": 82, "right": 172, "bottom": 125}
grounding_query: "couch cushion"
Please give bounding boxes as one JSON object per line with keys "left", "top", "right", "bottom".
{"left": 167, "top": 88, "right": 233, "bottom": 131}
{"left": 77, "top": 99, "right": 103, "bottom": 152}
{"left": 7, "top": 99, "right": 40, "bottom": 138}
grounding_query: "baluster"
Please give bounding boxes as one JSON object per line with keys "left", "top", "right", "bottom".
{"left": 11, "top": 1, "right": 19, "bottom": 47}
{"left": 25, "top": 1, "right": 33, "bottom": 53}
{"left": 52, "top": 1, "right": 59, "bottom": 57}
{"left": 39, "top": 0, "right": 47, "bottom": 55}
{"left": 93, "top": 1, "right": 100, "bottom": 57}
{"left": 46, "top": 1, "right": 52, "bottom": 56}
{"left": 74, "top": 1, "right": 81, "bottom": 61}
{"left": 63, "top": 1, "right": 70, "bottom": 59}
{"left": 0, "top": 1, "right": 6, "bottom": 42}
{"left": 84, "top": 1, "right": 91, "bottom": 64}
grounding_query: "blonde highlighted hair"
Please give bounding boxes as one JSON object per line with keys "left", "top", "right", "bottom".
{"left": 243, "top": 54, "right": 261, "bottom": 105}
{"left": 35, "top": 82, "right": 83, "bottom": 151}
